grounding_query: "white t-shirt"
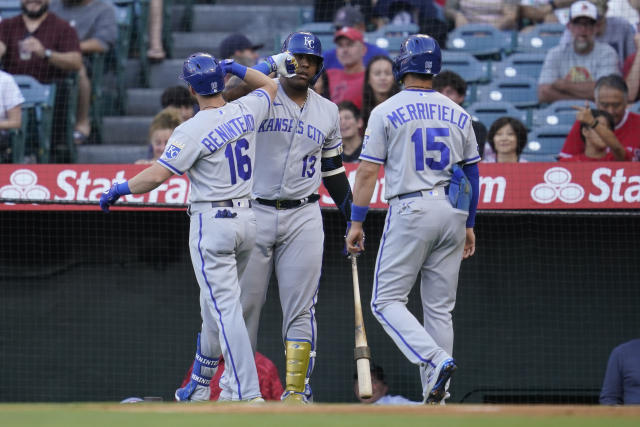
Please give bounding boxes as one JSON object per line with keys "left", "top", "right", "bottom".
{"left": 0, "top": 71, "right": 25, "bottom": 120}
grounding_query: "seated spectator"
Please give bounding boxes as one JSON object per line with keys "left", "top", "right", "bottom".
{"left": 361, "top": 55, "right": 400, "bottom": 127}
{"left": 445, "top": 0, "right": 518, "bottom": 30}
{"left": 605, "top": 0, "right": 640, "bottom": 29}
{"left": 338, "top": 101, "right": 364, "bottom": 163}
{"left": 559, "top": 74, "right": 640, "bottom": 160}
{"left": 600, "top": 338, "right": 640, "bottom": 405}
{"left": 433, "top": 70, "right": 488, "bottom": 158}
{"left": 327, "top": 27, "right": 366, "bottom": 109}
{"left": 538, "top": 1, "right": 620, "bottom": 104}
{"left": 559, "top": 106, "right": 631, "bottom": 161}
{"left": 558, "top": 0, "right": 636, "bottom": 69}
{"left": 323, "top": 5, "right": 389, "bottom": 71}
{"left": 147, "top": 0, "right": 165, "bottom": 61}
{"left": 623, "top": 33, "right": 640, "bottom": 102}
{"left": 483, "top": 117, "right": 528, "bottom": 163}
{"left": 161, "top": 86, "right": 196, "bottom": 122}
{"left": 135, "top": 107, "right": 182, "bottom": 164}
{"left": 355, "top": 364, "right": 419, "bottom": 405}
{"left": 519, "top": 0, "right": 561, "bottom": 29}
{"left": 50, "top": 0, "right": 117, "bottom": 144}
{"left": 219, "top": 33, "right": 263, "bottom": 67}
{"left": 313, "top": 0, "right": 373, "bottom": 25}
{"left": 0, "top": 70, "right": 25, "bottom": 163}
{"left": 312, "top": 69, "right": 331, "bottom": 99}
{"left": 178, "top": 351, "right": 283, "bottom": 401}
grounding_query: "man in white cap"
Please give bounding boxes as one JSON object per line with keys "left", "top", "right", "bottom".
{"left": 538, "top": 0, "right": 620, "bottom": 103}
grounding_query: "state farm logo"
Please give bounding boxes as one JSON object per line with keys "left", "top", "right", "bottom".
{"left": 531, "top": 167, "right": 584, "bottom": 204}
{"left": 0, "top": 169, "right": 50, "bottom": 201}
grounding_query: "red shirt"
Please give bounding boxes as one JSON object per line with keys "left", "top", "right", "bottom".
{"left": 559, "top": 111, "right": 640, "bottom": 161}
{"left": 327, "top": 68, "right": 364, "bottom": 110}
{"left": 559, "top": 151, "right": 633, "bottom": 161}
{"left": 0, "top": 13, "right": 80, "bottom": 83}
{"left": 180, "top": 352, "right": 284, "bottom": 401}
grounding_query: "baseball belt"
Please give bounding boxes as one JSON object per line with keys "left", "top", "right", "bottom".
{"left": 256, "top": 194, "right": 320, "bottom": 210}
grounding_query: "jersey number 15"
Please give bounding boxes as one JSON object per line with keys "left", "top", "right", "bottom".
{"left": 225, "top": 138, "right": 252, "bottom": 185}
{"left": 412, "top": 127, "right": 450, "bottom": 171}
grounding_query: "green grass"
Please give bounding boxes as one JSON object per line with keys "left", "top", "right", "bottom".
{"left": 0, "top": 404, "right": 638, "bottom": 427}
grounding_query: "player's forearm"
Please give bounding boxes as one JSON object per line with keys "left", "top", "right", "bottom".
{"left": 323, "top": 171, "right": 352, "bottom": 223}
{"left": 352, "top": 161, "right": 380, "bottom": 210}
{"left": 222, "top": 76, "right": 251, "bottom": 102}
{"left": 594, "top": 123, "right": 627, "bottom": 160}
{"left": 127, "top": 163, "right": 174, "bottom": 194}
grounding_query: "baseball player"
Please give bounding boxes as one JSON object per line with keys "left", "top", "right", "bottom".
{"left": 224, "top": 31, "right": 353, "bottom": 403}
{"left": 99, "top": 52, "right": 293, "bottom": 402}
{"left": 346, "top": 35, "right": 480, "bottom": 404}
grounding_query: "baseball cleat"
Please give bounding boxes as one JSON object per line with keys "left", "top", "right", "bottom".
{"left": 248, "top": 396, "right": 265, "bottom": 403}
{"left": 425, "top": 358, "right": 457, "bottom": 404}
{"left": 281, "top": 390, "right": 309, "bottom": 403}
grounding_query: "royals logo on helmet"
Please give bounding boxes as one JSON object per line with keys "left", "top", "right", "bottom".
{"left": 304, "top": 37, "right": 314, "bottom": 49}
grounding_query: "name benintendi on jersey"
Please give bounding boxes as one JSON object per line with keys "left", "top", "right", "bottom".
{"left": 200, "top": 114, "right": 257, "bottom": 153}
{"left": 386, "top": 101, "right": 470, "bottom": 131}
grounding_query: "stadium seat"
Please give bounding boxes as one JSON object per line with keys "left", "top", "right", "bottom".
{"left": 446, "top": 24, "right": 513, "bottom": 58}
{"left": 466, "top": 101, "right": 528, "bottom": 130}
{"left": 516, "top": 22, "right": 565, "bottom": 53}
{"left": 476, "top": 76, "right": 539, "bottom": 109}
{"left": 524, "top": 124, "right": 572, "bottom": 160}
{"left": 493, "top": 52, "right": 546, "bottom": 80}
{"left": 290, "top": 23, "right": 335, "bottom": 52}
{"left": 368, "top": 23, "right": 419, "bottom": 54}
{"left": 0, "top": 0, "right": 20, "bottom": 19}
{"left": 13, "top": 75, "right": 57, "bottom": 163}
{"left": 7, "top": 109, "right": 29, "bottom": 163}
{"left": 441, "top": 51, "right": 490, "bottom": 83}
{"left": 532, "top": 99, "right": 595, "bottom": 127}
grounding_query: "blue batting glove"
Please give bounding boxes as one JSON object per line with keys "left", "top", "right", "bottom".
{"left": 100, "top": 182, "right": 130, "bottom": 213}
{"left": 220, "top": 59, "right": 246, "bottom": 79}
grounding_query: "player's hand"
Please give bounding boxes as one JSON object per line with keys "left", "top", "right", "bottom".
{"left": 22, "top": 36, "right": 45, "bottom": 57}
{"left": 220, "top": 59, "right": 235, "bottom": 75}
{"left": 463, "top": 228, "right": 475, "bottom": 259}
{"left": 267, "top": 52, "right": 298, "bottom": 78}
{"left": 572, "top": 101, "right": 595, "bottom": 125}
{"left": 100, "top": 183, "right": 122, "bottom": 213}
{"left": 346, "top": 222, "right": 365, "bottom": 254}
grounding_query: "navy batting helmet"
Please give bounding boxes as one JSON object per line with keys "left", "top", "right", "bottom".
{"left": 179, "top": 52, "right": 225, "bottom": 96}
{"left": 281, "top": 31, "right": 324, "bottom": 84}
{"left": 392, "top": 35, "right": 442, "bottom": 82}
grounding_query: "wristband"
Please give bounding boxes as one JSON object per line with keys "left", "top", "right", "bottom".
{"left": 350, "top": 204, "right": 369, "bottom": 223}
{"left": 252, "top": 60, "right": 273, "bottom": 76}
{"left": 228, "top": 62, "right": 247, "bottom": 80}
{"left": 115, "top": 181, "right": 132, "bottom": 196}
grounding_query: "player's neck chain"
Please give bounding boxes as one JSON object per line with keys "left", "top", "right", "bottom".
{"left": 201, "top": 103, "right": 226, "bottom": 110}
{"left": 404, "top": 86, "right": 431, "bottom": 91}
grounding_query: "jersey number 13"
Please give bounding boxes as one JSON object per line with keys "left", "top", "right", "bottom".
{"left": 412, "top": 127, "right": 450, "bottom": 171}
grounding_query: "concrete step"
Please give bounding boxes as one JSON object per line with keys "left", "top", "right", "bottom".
{"left": 126, "top": 88, "right": 164, "bottom": 116}
{"left": 148, "top": 59, "right": 184, "bottom": 89}
{"left": 77, "top": 144, "right": 150, "bottom": 164}
{"left": 187, "top": 5, "right": 313, "bottom": 33}
{"left": 103, "top": 116, "right": 154, "bottom": 145}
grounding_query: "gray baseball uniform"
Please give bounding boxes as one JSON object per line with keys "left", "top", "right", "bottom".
{"left": 360, "top": 88, "right": 479, "bottom": 385}
{"left": 238, "top": 81, "right": 341, "bottom": 390}
{"left": 159, "top": 88, "right": 271, "bottom": 401}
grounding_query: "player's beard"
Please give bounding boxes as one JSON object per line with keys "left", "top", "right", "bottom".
{"left": 21, "top": 1, "right": 49, "bottom": 19}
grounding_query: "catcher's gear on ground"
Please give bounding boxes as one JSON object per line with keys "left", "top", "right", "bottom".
{"left": 392, "top": 34, "right": 442, "bottom": 82}
{"left": 281, "top": 31, "right": 324, "bottom": 84}
{"left": 180, "top": 52, "right": 226, "bottom": 95}
{"left": 448, "top": 164, "right": 472, "bottom": 211}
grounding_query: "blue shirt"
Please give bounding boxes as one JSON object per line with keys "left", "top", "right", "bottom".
{"left": 600, "top": 339, "right": 640, "bottom": 405}
{"left": 323, "top": 42, "right": 389, "bottom": 70}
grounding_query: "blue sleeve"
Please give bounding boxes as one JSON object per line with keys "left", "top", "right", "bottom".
{"left": 462, "top": 162, "right": 479, "bottom": 228}
{"left": 600, "top": 348, "right": 624, "bottom": 405}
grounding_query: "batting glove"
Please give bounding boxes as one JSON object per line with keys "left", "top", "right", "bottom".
{"left": 100, "top": 182, "right": 129, "bottom": 213}
{"left": 266, "top": 52, "right": 298, "bottom": 78}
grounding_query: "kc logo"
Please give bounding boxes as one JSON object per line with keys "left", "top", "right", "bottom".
{"left": 531, "top": 167, "right": 584, "bottom": 204}
{"left": 304, "top": 36, "right": 314, "bottom": 49}
{"left": 0, "top": 169, "right": 50, "bottom": 201}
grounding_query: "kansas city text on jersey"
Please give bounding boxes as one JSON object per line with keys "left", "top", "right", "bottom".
{"left": 257, "top": 118, "right": 326, "bottom": 145}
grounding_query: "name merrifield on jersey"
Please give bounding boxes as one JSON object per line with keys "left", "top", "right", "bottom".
{"left": 257, "top": 117, "right": 326, "bottom": 145}
{"left": 387, "top": 101, "right": 469, "bottom": 130}
{"left": 199, "top": 113, "right": 256, "bottom": 153}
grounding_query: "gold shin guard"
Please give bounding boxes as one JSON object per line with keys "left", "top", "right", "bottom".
{"left": 285, "top": 340, "right": 311, "bottom": 393}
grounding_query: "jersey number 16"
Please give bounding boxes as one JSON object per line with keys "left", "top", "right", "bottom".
{"left": 412, "top": 127, "right": 450, "bottom": 171}
{"left": 225, "top": 138, "right": 252, "bottom": 185}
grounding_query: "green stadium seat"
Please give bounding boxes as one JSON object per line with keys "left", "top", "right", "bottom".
{"left": 533, "top": 100, "right": 595, "bottom": 127}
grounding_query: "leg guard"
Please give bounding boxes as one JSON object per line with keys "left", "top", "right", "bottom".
{"left": 175, "top": 333, "right": 219, "bottom": 402}
{"left": 282, "top": 339, "right": 312, "bottom": 402}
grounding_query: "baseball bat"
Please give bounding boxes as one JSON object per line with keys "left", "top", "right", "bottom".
{"left": 351, "top": 255, "right": 373, "bottom": 399}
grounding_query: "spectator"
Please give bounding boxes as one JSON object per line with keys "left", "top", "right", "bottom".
{"left": 312, "top": 69, "right": 331, "bottom": 99}
{"left": 483, "top": 117, "right": 528, "bottom": 163}
{"left": 135, "top": 107, "right": 182, "bottom": 164}
{"left": 313, "top": 0, "right": 373, "bottom": 25}
{"left": 160, "top": 86, "right": 196, "bottom": 121}
{"left": 179, "top": 352, "right": 284, "bottom": 401}
{"left": 605, "top": 0, "right": 640, "bottom": 29}
{"left": 361, "top": 55, "right": 400, "bottom": 127}
{"left": 559, "top": 106, "right": 631, "bottom": 161}
{"left": 323, "top": 5, "right": 389, "bottom": 71}
{"left": 519, "top": 0, "right": 561, "bottom": 28}
{"left": 354, "top": 364, "right": 419, "bottom": 405}
{"left": 433, "top": 70, "right": 488, "bottom": 157}
{"left": 0, "top": 70, "right": 25, "bottom": 163}
{"left": 445, "top": 0, "right": 519, "bottom": 30}
{"left": 50, "top": 0, "right": 117, "bottom": 144}
{"left": 559, "top": 74, "right": 640, "bottom": 161}
{"left": 538, "top": 0, "right": 620, "bottom": 103}
{"left": 147, "top": 0, "right": 165, "bottom": 61}
{"left": 219, "top": 33, "right": 263, "bottom": 67}
{"left": 623, "top": 33, "right": 640, "bottom": 102}
{"left": 338, "top": 101, "right": 363, "bottom": 163}
{"left": 327, "top": 27, "right": 366, "bottom": 109}
{"left": 600, "top": 338, "right": 640, "bottom": 405}
{"left": 558, "top": 0, "right": 637, "bottom": 69}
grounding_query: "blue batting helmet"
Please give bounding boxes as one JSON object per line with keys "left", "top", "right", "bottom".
{"left": 281, "top": 31, "right": 324, "bottom": 84}
{"left": 392, "top": 35, "right": 442, "bottom": 82}
{"left": 179, "top": 52, "right": 225, "bottom": 95}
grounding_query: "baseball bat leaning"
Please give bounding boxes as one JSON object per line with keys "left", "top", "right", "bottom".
{"left": 351, "top": 255, "right": 373, "bottom": 399}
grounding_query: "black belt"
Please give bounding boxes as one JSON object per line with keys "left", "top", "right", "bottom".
{"left": 209, "top": 199, "right": 252, "bottom": 208}
{"left": 256, "top": 194, "right": 320, "bottom": 210}
{"left": 398, "top": 187, "right": 449, "bottom": 200}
